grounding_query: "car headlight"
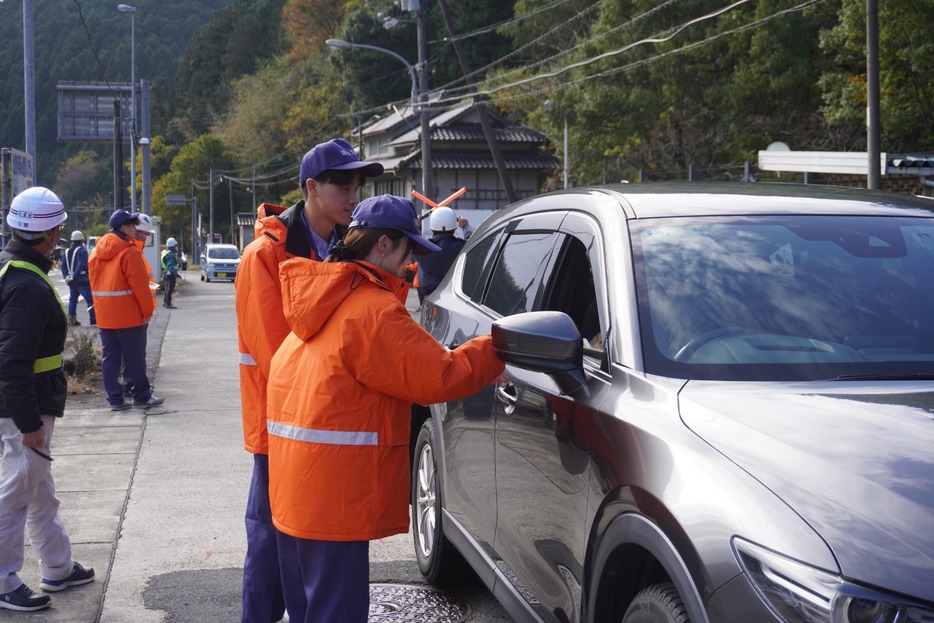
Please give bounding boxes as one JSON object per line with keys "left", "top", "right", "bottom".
{"left": 733, "top": 538, "right": 934, "bottom": 623}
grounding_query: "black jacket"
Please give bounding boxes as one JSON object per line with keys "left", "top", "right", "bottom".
{"left": 0, "top": 239, "right": 68, "bottom": 433}
{"left": 417, "top": 231, "right": 466, "bottom": 298}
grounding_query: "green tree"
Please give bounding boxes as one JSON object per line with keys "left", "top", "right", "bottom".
{"left": 168, "top": 0, "right": 287, "bottom": 139}
{"left": 819, "top": 0, "right": 934, "bottom": 150}
{"left": 152, "top": 135, "right": 229, "bottom": 246}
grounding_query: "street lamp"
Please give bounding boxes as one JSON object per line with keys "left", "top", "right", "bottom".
{"left": 544, "top": 100, "right": 569, "bottom": 189}
{"left": 117, "top": 3, "right": 137, "bottom": 212}
{"left": 326, "top": 39, "right": 416, "bottom": 105}
{"left": 326, "top": 38, "right": 433, "bottom": 197}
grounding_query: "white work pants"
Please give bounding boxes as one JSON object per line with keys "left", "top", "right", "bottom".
{"left": 0, "top": 416, "right": 73, "bottom": 593}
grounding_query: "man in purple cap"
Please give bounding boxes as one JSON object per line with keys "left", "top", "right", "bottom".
{"left": 235, "top": 138, "right": 382, "bottom": 623}
{"left": 89, "top": 210, "right": 164, "bottom": 411}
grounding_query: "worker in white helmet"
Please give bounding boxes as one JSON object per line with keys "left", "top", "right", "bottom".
{"left": 0, "top": 187, "right": 95, "bottom": 612}
{"left": 161, "top": 237, "right": 179, "bottom": 309}
{"left": 60, "top": 230, "right": 95, "bottom": 326}
{"left": 416, "top": 206, "right": 470, "bottom": 305}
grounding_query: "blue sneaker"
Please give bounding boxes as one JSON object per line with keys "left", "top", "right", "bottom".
{"left": 0, "top": 584, "right": 50, "bottom": 611}
{"left": 111, "top": 400, "right": 131, "bottom": 411}
{"left": 40, "top": 561, "right": 95, "bottom": 592}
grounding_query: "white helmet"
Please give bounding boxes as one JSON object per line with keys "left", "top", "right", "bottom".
{"left": 429, "top": 207, "right": 457, "bottom": 232}
{"left": 71, "top": 230, "right": 85, "bottom": 241}
{"left": 165, "top": 237, "right": 178, "bottom": 248}
{"left": 7, "top": 187, "right": 68, "bottom": 234}
{"left": 137, "top": 213, "right": 154, "bottom": 234}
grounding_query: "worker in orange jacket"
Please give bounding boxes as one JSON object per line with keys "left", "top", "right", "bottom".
{"left": 235, "top": 138, "right": 382, "bottom": 623}
{"left": 267, "top": 195, "right": 505, "bottom": 622}
{"left": 89, "top": 210, "right": 163, "bottom": 411}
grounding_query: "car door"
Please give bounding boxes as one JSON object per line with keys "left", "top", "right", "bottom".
{"left": 493, "top": 213, "right": 612, "bottom": 623}
{"left": 432, "top": 212, "right": 568, "bottom": 560}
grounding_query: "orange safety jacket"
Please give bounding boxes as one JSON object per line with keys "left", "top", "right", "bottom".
{"left": 88, "top": 231, "right": 154, "bottom": 329}
{"left": 236, "top": 201, "right": 336, "bottom": 455}
{"left": 267, "top": 257, "right": 504, "bottom": 542}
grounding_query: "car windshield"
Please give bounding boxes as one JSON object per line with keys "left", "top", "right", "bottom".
{"left": 632, "top": 214, "right": 934, "bottom": 381}
{"left": 208, "top": 247, "right": 239, "bottom": 260}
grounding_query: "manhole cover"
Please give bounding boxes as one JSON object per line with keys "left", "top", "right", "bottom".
{"left": 369, "top": 583, "right": 472, "bottom": 622}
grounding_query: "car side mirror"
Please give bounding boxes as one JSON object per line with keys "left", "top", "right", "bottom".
{"left": 492, "top": 311, "right": 588, "bottom": 396}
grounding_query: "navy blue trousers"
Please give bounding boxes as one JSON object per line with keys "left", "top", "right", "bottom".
{"left": 67, "top": 281, "right": 95, "bottom": 324}
{"left": 277, "top": 532, "right": 369, "bottom": 623}
{"left": 100, "top": 325, "right": 151, "bottom": 405}
{"left": 164, "top": 274, "right": 177, "bottom": 306}
{"left": 242, "top": 454, "right": 285, "bottom": 623}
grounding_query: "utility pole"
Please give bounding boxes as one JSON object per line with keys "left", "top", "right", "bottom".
{"left": 209, "top": 160, "right": 215, "bottom": 244}
{"left": 436, "top": 0, "right": 517, "bottom": 203}
{"left": 113, "top": 100, "right": 124, "bottom": 211}
{"left": 23, "top": 0, "right": 37, "bottom": 179}
{"left": 413, "top": 0, "right": 433, "bottom": 197}
{"left": 228, "top": 176, "right": 235, "bottom": 246}
{"left": 140, "top": 80, "right": 151, "bottom": 214}
{"left": 866, "top": 0, "right": 881, "bottom": 190}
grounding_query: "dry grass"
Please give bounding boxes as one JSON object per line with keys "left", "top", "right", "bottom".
{"left": 64, "top": 328, "right": 103, "bottom": 395}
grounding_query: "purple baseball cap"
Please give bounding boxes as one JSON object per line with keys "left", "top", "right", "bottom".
{"left": 109, "top": 209, "right": 141, "bottom": 229}
{"left": 349, "top": 195, "right": 441, "bottom": 256}
{"left": 299, "top": 138, "right": 384, "bottom": 186}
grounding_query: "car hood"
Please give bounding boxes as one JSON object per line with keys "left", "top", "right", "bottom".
{"left": 679, "top": 381, "right": 934, "bottom": 602}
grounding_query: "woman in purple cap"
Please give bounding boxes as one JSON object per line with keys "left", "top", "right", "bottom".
{"left": 235, "top": 137, "right": 383, "bottom": 623}
{"left": 265, "top": 195, "right": 506, "bottom": 622}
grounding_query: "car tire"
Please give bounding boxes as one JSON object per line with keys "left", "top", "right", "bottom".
{"left": 622, "top": 583, "right": 690, "bottom": 623}
{"left": 200, "top": 273, "right": 205, "bottom": 282}
{"left": 411, "top": 418, "right": 466, "bottom": 586}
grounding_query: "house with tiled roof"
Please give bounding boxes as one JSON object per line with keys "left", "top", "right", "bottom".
{"left": 359, "top": 98, "right": 560, "bottom": 222}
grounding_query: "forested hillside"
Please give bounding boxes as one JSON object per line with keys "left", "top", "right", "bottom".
{"left": 0, "top": 0, "right": 235, "bottom": 187}
{"left": 3, "top": 0, "right": 932, "bottom": 248}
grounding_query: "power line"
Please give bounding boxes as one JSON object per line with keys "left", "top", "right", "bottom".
{"left": 482, "top": 0, "right": 825, "bottom": 107}
{"left": 435, "top": 0, "right": 608, "bottom": 91}
{"left": 435, "top": 0, "right": 759, "bottom": 104}
{"left": 429, "top": 0, "right": 575, "bottom": 45}
{"left": 71, "top": 0, "right": 121, "bottom": 98}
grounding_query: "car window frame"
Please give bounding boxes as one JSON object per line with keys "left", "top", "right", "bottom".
{"left": 552, "top": 211, "right": 612, "bottom": 373}
{"left": 458, "top": 211, "right": 569, "bottom": 317}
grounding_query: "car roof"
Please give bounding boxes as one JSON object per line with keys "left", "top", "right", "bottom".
{"left": 511, "top": 182, "right": 934, "bottom": 220}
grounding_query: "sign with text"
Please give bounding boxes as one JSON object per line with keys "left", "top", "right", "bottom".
{"left": 10, "top": 149, "right": 34, "bottom": 196}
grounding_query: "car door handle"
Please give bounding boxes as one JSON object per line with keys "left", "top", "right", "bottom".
{"left": 496, "top": 382, "right": 517, "bottom": 414}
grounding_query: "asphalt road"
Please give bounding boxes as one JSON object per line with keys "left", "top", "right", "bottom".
{"left": 16, "top": 268, "right": 513, "bottom": 623}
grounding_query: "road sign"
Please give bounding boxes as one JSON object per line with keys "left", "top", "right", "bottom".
{"left": 165, "top": 194, "right": 189, "bottom": 205}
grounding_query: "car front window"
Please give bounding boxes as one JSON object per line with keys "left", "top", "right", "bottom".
{"left": 632, "top": 215, "right": 934, "bottom": 380}
{"left": 209, "top": 248, "right": 240, "bottom": 260}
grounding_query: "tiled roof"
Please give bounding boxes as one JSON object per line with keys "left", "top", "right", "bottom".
{"left": 400, "top": 149, "right": 561, "bottom": 171}
{"left": 431, "top": 125, "right": 548, "bottom": 144}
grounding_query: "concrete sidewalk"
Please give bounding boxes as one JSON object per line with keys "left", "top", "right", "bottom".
{"left": 15, "top": 270, "right": 507, "bottom": 622}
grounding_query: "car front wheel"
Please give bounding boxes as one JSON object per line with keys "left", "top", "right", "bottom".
{"left": 411, "top": 418, "right": 465, "bottom": 586}
{"left": 622, "top": 583, "right": 690, "bottom": 623}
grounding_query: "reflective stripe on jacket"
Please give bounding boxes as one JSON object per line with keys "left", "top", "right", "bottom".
{"left": 267, "top": 257, "right": 504, "bottom": 542}
{"left": 88, "top": 231, "right": 153, "bottom": 329}
{"left": 236, "top": 202, "right": 319, "bottom": 455}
